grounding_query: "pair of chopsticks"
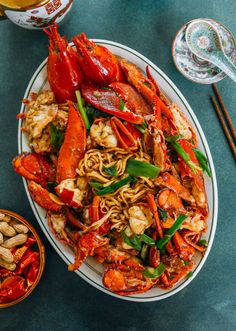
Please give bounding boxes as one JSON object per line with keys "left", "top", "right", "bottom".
{"left": 211, "top": 84, "right": 236, "bottom": 159}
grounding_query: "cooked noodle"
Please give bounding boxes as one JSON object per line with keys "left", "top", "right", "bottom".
{"left": 77, "top": 147, "right": 157, "bottom": 230}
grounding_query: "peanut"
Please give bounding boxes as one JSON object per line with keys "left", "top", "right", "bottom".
{"left": 0, "top": 258, "right": 16, "bottom": 271}
{"left": 2, "top": 215, "right": 11, "bottom": 223}
{"left": 0, "top": 213, "right": 11, "bottom": 222}
{"left": 0, "top": 222, "right": 16, "bottom": 237}
{"left": 0, "top": 232, "right": 3, "bottom": 245}
{"left": 2, "top": 234, "right": 27, "bottom": 249}
{"left": 10, "top": 220, "right": 29, "bottom": 234}
{"left": 0, "top": 247, "right": 14, "bottom": 263}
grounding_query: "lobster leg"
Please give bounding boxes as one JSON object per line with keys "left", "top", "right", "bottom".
{"left": 110, "top": 117, "right": 141, "bottom": 151}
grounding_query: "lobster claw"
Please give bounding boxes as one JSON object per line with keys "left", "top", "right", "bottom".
{"left": 81, "top": 83, "right": 144, "bottom": 124}
{"left": 120, "top": 60, "right": 173, "bottom": 124}
{"left": 12, "top": 153, "right": 55, "bottom": 188}
{"left": 44, "top": 24, "right": 84, "bottom": 103}
{"left": 72, "top": 33, "right": 123, "bottom": 86}
{"left": 68, "top": 231, "right": 109, "bottom": 271}
{"left": 27, "top": 181, "right": 63, "bottom": 212}
{"left": 110, "top": 117, "right": 141, "bottom": 151}
{"left": 56, "top": 101, "right": 86, "bottom": 183}
{"left": 109, "top": 82, "right": 152, "bottom": 116}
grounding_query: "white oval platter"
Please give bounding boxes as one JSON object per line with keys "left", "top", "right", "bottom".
{"left": 18, "top": 40, "right": 218, "bottom": 302}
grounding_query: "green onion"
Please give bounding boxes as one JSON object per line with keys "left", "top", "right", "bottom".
{"left": 166, "top": 135, "right": 201, "bottom": 172}
{"left": 50, "top": 123, "right": 64, "bottom": 152}
{"left": 156, "top": 214, "right": 188, "bottom": 250}
{"left": 76, "top": 90, "right": 90, "bottom": 130}
{"left": 143, "top": 81, "right": 151, "bottom": 88}
{"left": 121, "top": 232, "right": 155, "bottom": 250}
{"left": 140, "top": 244, "right": 149, "bottom": 262}
{"left": 158, "top": 208, "right": 168, "bottom": 221}
{"left": 135, "top": 121, "right": 148, "bottom": 134}
{"left": 103, "top": 165, "right": 118, "bottom": 178}
{"left": 141, "top": 234, "right": 156, "bottom": 246}
{"left": 96, "top": 176, "right": 134, "bottom": 196}
{"left": 121, "top": 232, "right": 140, "bottom": 250}
{"left": 197, "top": 239, "right": 208, "bottom": 247}
{"left": 143, "top": 263, "right": 165, "bottom": 278}
{"left": 120, "top": 98, "right": 125, "bottom": 110}
{"left": 86, "top": 104, "right": 111, "bottom": 125}
{"left": 89, "top": 181, "right": 104, "bottom": 190}
{"left": 183, "top": 260, "right": 189, "bottom": 266}
{"left": 186, "top": 271, "right": 193, "bottom": 279}
{"left": 125, "top": 159, "right": 160, "bottom": 179}
{"left": 193, "top": 148, "right": 212, "bottom": 177}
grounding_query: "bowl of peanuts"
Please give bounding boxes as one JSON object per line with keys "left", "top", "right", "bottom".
{"left": 0, "top": 209, "right": 45, "bottom": 308}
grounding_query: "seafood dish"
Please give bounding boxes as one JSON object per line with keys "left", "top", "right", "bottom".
{"left": 13, "top": 24, "right": 212, "bottom": 296}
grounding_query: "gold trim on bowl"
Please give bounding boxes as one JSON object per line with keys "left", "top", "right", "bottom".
{"left": 0, "top": 209, "right": 45, "bottom": 308}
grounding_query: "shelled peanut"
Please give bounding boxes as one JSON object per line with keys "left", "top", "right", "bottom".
{"left": 0, "top": 212, "right": 40, "bottom": 304}
{"left": 0, "top": 214, "right": 29, "bottom": 271}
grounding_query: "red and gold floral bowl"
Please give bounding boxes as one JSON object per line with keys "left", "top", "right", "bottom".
{"left": 0, "top": 209, "right": 45, "bottom": 308}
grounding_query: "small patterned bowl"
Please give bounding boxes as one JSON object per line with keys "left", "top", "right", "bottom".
{"left": 0, "top": 209, "right": 45, "bottom": 308}
{"left": 172, "top": 18, "right": 236, "bottom": 84}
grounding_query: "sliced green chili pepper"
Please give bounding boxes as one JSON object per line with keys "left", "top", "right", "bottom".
{"left": 143, "top": 263, "right": 165, "bottom": 278}
{"left": 96, "top": 176, "right": 134, "bottom": 196}
{"left": 103, "top": 165, "right": 118, "bottom": 178}
{"left": 166, "top": 135, "right": 201, "bottom": 172}
{"left": 121, "top": 232, "right": 155, "bottom": 250}
{"left": 156, "top": 214, "right": 188, "bottom": 250}
{"left": 125, "top": 159, "right": 160, "bottom": 179}
{"left": 76, "top": 90, "right": 90, "bottom": 130}
{"left": 193, "top": 148, "right": 212, "bottom": 177}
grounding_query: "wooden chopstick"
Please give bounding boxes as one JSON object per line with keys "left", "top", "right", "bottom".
{"left": 210, "top": 96, "right": 236, "bottom": 159}
{"left": 212, "top": 84, "right": 236, "bottom": 141}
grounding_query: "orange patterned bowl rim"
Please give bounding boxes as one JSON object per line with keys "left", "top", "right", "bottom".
{"left": 0, "top": 209, "right": 45, "bottom": 308}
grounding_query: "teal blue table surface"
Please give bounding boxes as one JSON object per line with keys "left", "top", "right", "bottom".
{"left": 0, "top": 1, "right": 236, "bottom": 330}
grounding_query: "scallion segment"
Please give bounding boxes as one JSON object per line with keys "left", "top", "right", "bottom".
{"left": 89, "top": 181, "right": 104, "bottom": 190}
{"left": 156, "top": 214, "right": 188, "bottom": 250}
{"left": 103, "top": 165, "right": 118, "bottom": 178}
{"left": 96, "top": 176, "right": 134, "bottom": 196}
{"left": 193, "top": 148, "right": 212, "bottom": 177}
{"left": 166, "top": 135, "right": 201, "bottom": 172}
{"left": 76, "top": 90, "right": 90, "bottom": 130}
{"left": 140, "top": 244, "right": 149, "bottom": 262}
{"left": 197, "top": 239, "right": 208, "bottom": 247}
{"left": 135, "top": 121, "right": 148, "bottom": 134}
{"left": 120, "top": 98, "right": 125, "bottom": 110}
{"left": 125, "top": 159, "right": 160, "bottom": 179}
{"left": 121, "top": 232, "right": 155, "bottom": 250}
{"left": 50, "top": 123, "right": 64, "bottom": 152}
{"left": 158, "top": 208, "right": 168, "bottom": 221}
{"left": 186, "top": 271, "right": 193, "bottom": 279}
{"left": 143, "top": 263, "right": 165, "bottom": 278}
